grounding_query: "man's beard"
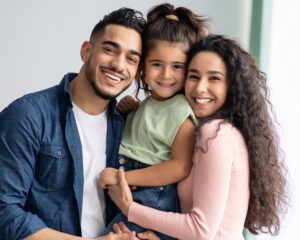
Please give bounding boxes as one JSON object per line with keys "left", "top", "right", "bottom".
{"left": 85, "top": 59, "right": 131, "bottom": 100}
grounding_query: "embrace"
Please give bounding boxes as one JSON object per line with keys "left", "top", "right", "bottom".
{"left": 0, "top": 3, "right": 287, "bottom": 240}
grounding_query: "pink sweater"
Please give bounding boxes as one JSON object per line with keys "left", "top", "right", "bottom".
{"left": 128, "top": 120, "right": 249, "bottom": 240}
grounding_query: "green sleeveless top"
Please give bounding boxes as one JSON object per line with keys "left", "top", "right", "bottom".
{"left": 119, "top": 94, "right": 197, "bottom": 165}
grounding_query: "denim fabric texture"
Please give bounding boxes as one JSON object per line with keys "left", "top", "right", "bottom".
{"left": 0, "top": 73, "right": 125, "bottom": 240}
{"left": 102, "top": 155, "right": 179, "bottom": 240}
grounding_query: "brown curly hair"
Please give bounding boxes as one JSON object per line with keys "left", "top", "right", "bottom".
{"left": 135, "top": 3, "right": 209, "bottom": 99}
{"left": 187, "top": 34, "right": 288, "bottom": 235}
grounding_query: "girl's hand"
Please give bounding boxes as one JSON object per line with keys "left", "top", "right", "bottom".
{"left": 108, "top": 170, "right": 133, "bottom": 217}
{"left": 99, "top": 168, "right": 119, "bottom": 188}
{"left": 117, "top": 95, "right": 139, "bottom": 113}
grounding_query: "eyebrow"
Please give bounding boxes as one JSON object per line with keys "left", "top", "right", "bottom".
{"left": 188, "top": 69, "right": 224, "bottom": 76}
{"left": 102, "top": 41, "right": 141, "bottom": 58}
{"left": 149, "top": 59, "right": 185, "bottom": 64}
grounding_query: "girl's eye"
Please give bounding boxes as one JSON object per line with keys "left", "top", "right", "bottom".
{"left": 173, "top": 64, "right": 184, "bottom": 70}
{"left": 152, "top": 63, "right": 162, "bottom": 67}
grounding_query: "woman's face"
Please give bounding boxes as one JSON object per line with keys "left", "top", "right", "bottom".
{"left": 185, "top": 51, "right": 229, "bottom": 118}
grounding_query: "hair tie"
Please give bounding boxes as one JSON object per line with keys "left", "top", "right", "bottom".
{"left": 166, "top": 14, "right": 179, "bottom": 21}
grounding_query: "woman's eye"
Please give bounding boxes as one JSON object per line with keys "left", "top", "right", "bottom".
{"left": 210, "top": 76, "right": 220, "bottom": 81}
{"left": 188, "top": 75, "right": 199, "bottom": 81}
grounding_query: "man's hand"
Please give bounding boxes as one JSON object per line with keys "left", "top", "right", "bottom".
{"left": 112, "top": 222, "right": 160, "bottom": 240}
{"left": 99, "top": 168, "right": 119, "bottom": 188}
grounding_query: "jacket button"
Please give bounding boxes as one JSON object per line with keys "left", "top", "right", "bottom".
{"left": 57, "top": 151, "right": 62, "bottom": 156}
{"left": 119, "top": 158, "right": 125, "bottom": 164}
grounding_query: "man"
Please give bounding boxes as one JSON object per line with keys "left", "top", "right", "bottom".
{"left": 0, "top": 7, "right": 145, "bottom": 240}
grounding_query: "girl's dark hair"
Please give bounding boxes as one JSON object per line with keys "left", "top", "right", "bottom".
{"left": 188, "top": 34, "right": 288, "bottom": 235}
{"left": 135, "top": 3, "right": 209, "bottom": 98}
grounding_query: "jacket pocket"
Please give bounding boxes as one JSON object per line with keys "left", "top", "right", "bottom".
{"left": 36, "top": 145, "right": 73, "bottom": 189}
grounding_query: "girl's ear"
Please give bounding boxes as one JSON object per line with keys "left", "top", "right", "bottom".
{"left": 80, "top": 41, "right": 91, "bottom": 62}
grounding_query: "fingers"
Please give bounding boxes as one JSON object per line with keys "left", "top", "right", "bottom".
{"left": 118, "top": 169, "right": 127, "bottom": 187}
{"left": 98, "top": 170, "right": 107, "bottom": 188}
{"left": 138, "top": 230, "right": 161, "bottom": 240}
{"left": 117, "top": 95, "right": 139, "bottom": 113}
{"left": 113, "top": 223, "right": 122, "bottom": 234}
{"left": 118, "top": 221, "right": 130, "bottom": 233}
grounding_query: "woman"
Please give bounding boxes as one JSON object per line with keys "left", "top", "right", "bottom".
{"left": 108, "top": 34, "right": 288, "bottom": 240}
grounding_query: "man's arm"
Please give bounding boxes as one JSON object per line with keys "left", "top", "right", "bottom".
{"left": 0, "top": 98, "right": 49, "bottom": 239}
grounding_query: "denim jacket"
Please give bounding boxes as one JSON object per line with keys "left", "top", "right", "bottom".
{"left": 0, "top": 73, "right": 125, "bottom": 239}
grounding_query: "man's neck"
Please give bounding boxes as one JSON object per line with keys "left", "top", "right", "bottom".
{"left": 70, "top": 74, "right": 110, "bottom": 115}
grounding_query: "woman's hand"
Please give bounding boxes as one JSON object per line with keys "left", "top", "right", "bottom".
{"left": 117, "top": 95, "right": 139, "bottom": 113}
{"left": 108, "top": 170, "right": 133, "bottom": 217}
{"left": 113, "top": 222, "right": 160, "bottom": 240}
{"left": 99, "top": 168, "right": 119, "bottom": 188}
{"left": 95, "top": 231, "right": 136, "bottom": 240}
{"left": 137, "top": 231, "right": 160, "bottom": 240}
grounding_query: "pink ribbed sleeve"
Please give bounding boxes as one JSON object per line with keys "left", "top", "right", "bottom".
{"left": 128, "top": 120, "right": 249, "bottom": 240}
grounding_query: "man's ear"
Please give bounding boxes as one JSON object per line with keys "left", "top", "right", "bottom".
{"left": 80, "top": 41, "right": 91, "bottom": 62}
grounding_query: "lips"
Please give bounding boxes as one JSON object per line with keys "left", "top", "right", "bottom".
{"left": 195, "top": 98, "right": 213, "bottom": 104}
{"left": 104, "top": 72, "right": 121, "bottom": 82}
{"left": 101, "top": 68, "right": 126, "bottom": 85}
{"left": 157, "top": 82, "right": 175, "bottom": 88}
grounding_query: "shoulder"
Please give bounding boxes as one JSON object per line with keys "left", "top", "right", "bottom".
{"left": 196, "top": 119, "right": 244, "bottom": 149}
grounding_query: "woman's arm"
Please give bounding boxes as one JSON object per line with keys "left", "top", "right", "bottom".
{"left": 127, "top": 123, "right": 246, "bottom": 240}
{"left": 100, "top": 117, "right": 195, "bottom": 187}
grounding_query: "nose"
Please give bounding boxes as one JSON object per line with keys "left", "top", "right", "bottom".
{"left": 195, "top": 78, "right": 208, "bottom": 93}
{"left": 111, "top": 54, "right": 126, "bottom": 72}
{"left": 161, "top": 66, "right": 172, "bottom": 80}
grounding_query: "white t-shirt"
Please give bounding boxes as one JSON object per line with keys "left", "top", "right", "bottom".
{"left": 72, "top": 102, "right": 107, "bottom": 238}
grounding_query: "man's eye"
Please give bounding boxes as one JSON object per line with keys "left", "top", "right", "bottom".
{"left": 128, "top": 57, "right": 137, "bottom": 64}
{"left": 104, "top": 47, "right": 114, "bottom": 53}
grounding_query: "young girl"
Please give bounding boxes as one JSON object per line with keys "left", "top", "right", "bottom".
{"left": 99, "top": 3, "right": 208, "bottom": 239}
{"left": 108, "top": 35, "right": 288, "bottom": 240}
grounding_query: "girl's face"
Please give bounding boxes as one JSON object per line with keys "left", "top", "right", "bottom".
{"left": 185, "top": 51, "right": 229, "bottom": 118}
{"left": 145, "top": 40, "right": 187, "bottom": 101}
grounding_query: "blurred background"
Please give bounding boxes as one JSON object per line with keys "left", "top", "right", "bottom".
{"left": 0, "top": 0, "right": 299, "bottom": 239}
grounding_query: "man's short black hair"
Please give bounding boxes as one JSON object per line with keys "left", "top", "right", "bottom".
{"left": 90, "top": 8, "right": 146, "bottom": 43}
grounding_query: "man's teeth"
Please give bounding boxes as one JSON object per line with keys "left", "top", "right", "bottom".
{"left": 104, "top": 72, "right": 121, "bottom": 81}
{"left": 196, "top": 98, "right": 212, "bottom": 104}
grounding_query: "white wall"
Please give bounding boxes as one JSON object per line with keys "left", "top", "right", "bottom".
{"left": 0, "top": 0, "right": 252, "bottom": 111}
{"left": 257, "top": 0, "right": 300, "bottom": 239}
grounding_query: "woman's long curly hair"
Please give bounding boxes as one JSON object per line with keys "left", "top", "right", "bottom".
{"left": 187, "top": 34, "right": 288, "bottom": 235}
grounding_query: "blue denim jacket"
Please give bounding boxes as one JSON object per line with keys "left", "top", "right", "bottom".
{"left": 0, "top": 73, "right": 125, "bottom": 239}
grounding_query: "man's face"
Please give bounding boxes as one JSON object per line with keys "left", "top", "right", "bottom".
{"left": 82, "top": 24, "right": 142, "bottom": 100}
